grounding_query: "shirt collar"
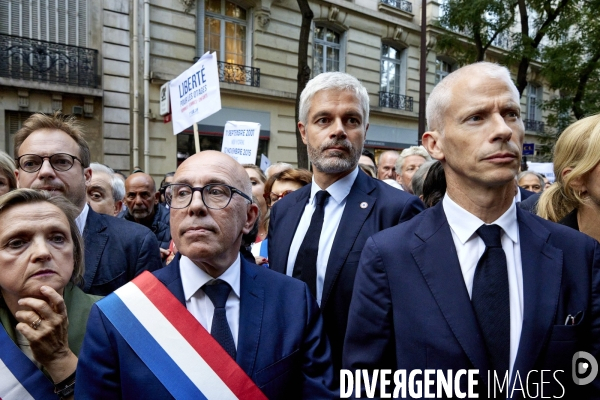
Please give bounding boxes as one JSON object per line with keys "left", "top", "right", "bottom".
{"left": 180, "top": 253, "right": 241, "bottom": 302}
{"left": 76, "top": 203, "right": 89, "bottom": 235}
{"left": 443, "top": 194, "right": 518, "bottom": 245}
{"left": 310, "top": 167, "right": 359, "bottom": 205}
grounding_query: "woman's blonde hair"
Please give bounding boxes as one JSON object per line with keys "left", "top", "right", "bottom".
{"left": 0, "top": 189, "right": 85, "bottom": 284}
{"left": 537, "top": 114, "right": 600, "bottom": 222}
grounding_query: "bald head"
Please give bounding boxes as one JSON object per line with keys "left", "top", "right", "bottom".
{"left": 124, "top": 172, "right": 159, "bottom": 223}
{"left": 177, "top": 151, "right": 252, "bottom": 198}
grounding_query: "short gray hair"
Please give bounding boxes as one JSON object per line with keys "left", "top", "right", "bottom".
{"left": 426, "top": 62, "right": 519, "bottom": 132}
{"left": 518, "top": 171, "right": 544, "bottom": 188}
{"left": 89, "top": 162, "right": 125, "bottom": 202}
{"left": 396, "top": 146, "right": 432, "bottom": 172}
{"left": 299, "top": 72, "right": 370, "bottom": 127}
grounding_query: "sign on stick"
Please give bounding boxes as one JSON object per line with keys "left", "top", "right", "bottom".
{"left": 221, "top": 121, "right": 261, "bottom": 164}
{"left": 169, "top": 52, "right": 221, "bottom": 135}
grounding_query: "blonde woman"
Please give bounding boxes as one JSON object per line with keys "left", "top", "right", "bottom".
{"left": 537, "top": 114, "right": 600, "bottom": 242}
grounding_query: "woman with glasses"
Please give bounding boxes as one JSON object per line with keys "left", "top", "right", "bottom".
{"left": 252, "top": 169, "right": 313, "bottom": 265}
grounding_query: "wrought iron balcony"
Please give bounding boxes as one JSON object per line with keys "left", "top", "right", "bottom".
{"left": 379, "top": 91, "right": 414, "bottom": 112}
{"left": 193, "top": 58, "right": 260, "bottom": 87}
{"left": 523, "top": 119, "right": 545, "bottom": 133}
{"left": 380, "top": 0, "right": 413, "bottom": 13}
{"left": 0, "top": 34, "right": 98, "bottom": 88}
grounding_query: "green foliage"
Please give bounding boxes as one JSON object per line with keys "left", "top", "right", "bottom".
{"left": 436, "top": 0, "right": 600, "bottom": 158}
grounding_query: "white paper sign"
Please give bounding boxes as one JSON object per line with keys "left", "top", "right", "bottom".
{"left": 260, "top": 154, "right": 271, "bottom": 173}
{"left": 221, "top": 121, "right": 261, "bottom": 164}
{"left": 527, "top": 162, "right": 555, "bottom": 183}
{"left": 169, "top": 52, "right": 221, "bottom": 135}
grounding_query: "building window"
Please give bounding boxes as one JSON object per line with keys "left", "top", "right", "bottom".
{"left": 0, "top": 0, "right": 87, "bottom": 47}
{"left": 527, "top": 84, "right": 541, "bottom": 121}
{"left": 525, "top": 84, "right": 544, "bottom": 132}
{"left": 204, "top": 0, "right": 247, "bottom": 65}
{"left": 435, "top": 59, "right": 453, "bottom": 84}
{"left": 380, "top": 44, "right": 406, "bottom": 95}
{"left": 313, "top": 25, "right": 341, "bottom": 75}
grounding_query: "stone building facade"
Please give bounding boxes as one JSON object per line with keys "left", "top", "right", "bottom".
{"left": 0, "top": 0, "right": 549, "bottom": 182}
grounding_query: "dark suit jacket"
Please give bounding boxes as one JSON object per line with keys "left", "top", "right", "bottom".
{"left": 75, "top": 256, "right": 336, "bottom": 399}
{"left": 268, "top": 169, "right": 424, "bottom": 372}
{"left": 519, "top": 186, "right": 535, "bottom": 201}
{"left": 344, "top": 202, "right": 600, "bottom": 398}
{"left": 81, "top": 207, "right": 162, "bottom": 295}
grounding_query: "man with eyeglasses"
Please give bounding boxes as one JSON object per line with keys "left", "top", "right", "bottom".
{"left": 76, "top": 150, "right": 336, "bottom": 398}
{"left": 14, "top": 113, "right": 162, "bottom": 295}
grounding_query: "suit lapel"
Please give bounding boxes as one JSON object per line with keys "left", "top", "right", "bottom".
{"left": 82, "top": 209, "right": 109, "bottom": 293}
{"left": 236, "top": 259, "right": 264, "bottom": 377}
{"left": 269, "top": 187, "right": 310, "bottom": 274}
{"left": 412, "top": 203, "right": 491, "bottom": 375}
{"left": 512, "top": 210, "right": 562, "bottom": 384}
{"left": 156, "top": 255, "right": 186, "bottom": 305}
{"left": 321, "top": 171, "right": 375, "bottom": 307}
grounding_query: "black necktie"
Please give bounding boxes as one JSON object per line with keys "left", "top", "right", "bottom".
{"left": 472, "top": 224, "right": 510, "bottom": 376}
{"left": 203, "top": 280, "right": 236, "bottom": 360}
{"left": 292, "top": 190, "right": 330, "bottom": 298}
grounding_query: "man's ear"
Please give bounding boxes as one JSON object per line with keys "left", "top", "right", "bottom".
{"left": 14, "top": 169, "right": 20, "bottom": 187}
{"left": 113, "top": 200, "right": 123, "bottom": 217}
{"left": 83, "top": 167, "right": 92, "bottom": 185}
{"left": 422, "top": 131, "right": 444, "bottom": 161}
{"left": 154, "top": 191, "right": 160, "bottom": 205}
{"left": 242, "top": 203, "right": 259, "bottom": 234}
{"left": 298, "top": 121, "right": 308, "bottom": 145}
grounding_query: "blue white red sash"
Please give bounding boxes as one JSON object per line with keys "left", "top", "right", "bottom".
{"left": 0, "top": 323, "right": 56, "bottom": 400}
{"left": 97, "top": 271, "right": 267, "bottom": 400}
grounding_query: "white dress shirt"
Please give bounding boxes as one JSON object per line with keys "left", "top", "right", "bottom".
{"left": 286, "top": 167, "right": 359, "bottom": 305}
{"left": 76, "top": 203, "right": 89, "bottom": 235}
{"left": 180, "top": 254, "right": 241, "bottom": 348}
{"left": 443, "top": 194, "right": 524, "bottom": 379}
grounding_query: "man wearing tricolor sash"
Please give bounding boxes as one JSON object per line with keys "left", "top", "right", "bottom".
{"left": 76, "top": 151, "right": 336, "bottom": 399}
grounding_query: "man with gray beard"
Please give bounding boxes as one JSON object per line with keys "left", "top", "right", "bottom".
{"left": 267, "top": 72, "right": 424, "bottom": 377}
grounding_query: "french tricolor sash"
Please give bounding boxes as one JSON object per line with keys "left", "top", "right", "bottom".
{"left": 97, "top": 271, "right": 267, "bottom": 400}
{"left": 0, "top": 324, "right": 56, "bottom": 400}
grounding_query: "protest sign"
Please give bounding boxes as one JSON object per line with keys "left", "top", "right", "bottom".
{"left": 169, "top": 52, "right": 221, "bottom": 152}
{"left": 221, "top": 121, "right": 261, "bottom": 164}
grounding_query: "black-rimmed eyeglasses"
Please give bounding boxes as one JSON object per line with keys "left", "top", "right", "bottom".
{"left": 164, "top": 183, "right": 252, "bottom": 210}
{"left": 16, "top": 153, "right": 83, "bottom": 173}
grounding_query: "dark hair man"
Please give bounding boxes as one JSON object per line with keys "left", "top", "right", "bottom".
{"left": 268, "top": 72, "right": 424, "bottom": 375}
{"left": 14, "top": 113, "right": 162, "bottom": 295}
{"left": 344, "top": 62, "right": 600, "bottom": 398}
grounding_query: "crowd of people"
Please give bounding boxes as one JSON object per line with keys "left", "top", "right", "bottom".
{"left": 0, "top": 62, "right": 599, "bottom": 399}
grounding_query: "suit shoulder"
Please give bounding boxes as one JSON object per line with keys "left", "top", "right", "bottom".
{"left": 248, "top": 263, "right": 310, "bottom": 294}
{"left": 521, "top": 210, "right": 597, "bottom": 249}
{"left": 98, "top": 213, "right": 155, "bottom": 237}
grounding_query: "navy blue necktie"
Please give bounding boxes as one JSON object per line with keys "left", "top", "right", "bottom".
{"left": 292, "top": 190, "right": 330, "bottom": 298}
{"left": 472, "top": 224, "right": 510, "bottom": 376}
{"left": 203, "top": 280, "right": 236, "bottom": 360}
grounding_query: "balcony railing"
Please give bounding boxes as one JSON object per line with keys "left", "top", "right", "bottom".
{"left": 0, "top": 34, "right": 98, "bottom": 88}
{"left": 193, "top": 58, "right": 260, "bottom": 87}
{"left": 379, "top": 92, "right": 414, "bottom": 112}
{"left": 523, "top": 119, "right": 545, "bottom": 133}
{"left": 380, "top": 0, "right": 413, "bottom": 13}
